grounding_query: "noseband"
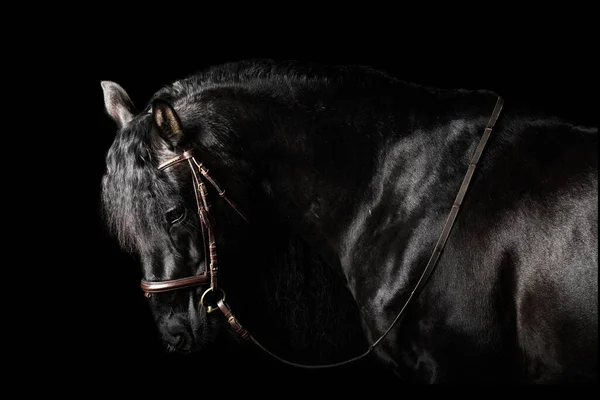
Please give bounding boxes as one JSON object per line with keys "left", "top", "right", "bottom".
{"left": 139, "top": 96, "right": 505, "bottom": 368}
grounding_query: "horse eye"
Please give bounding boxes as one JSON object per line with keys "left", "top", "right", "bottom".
{"left": 166, "top": 207, "right": 185, "bottom": 225}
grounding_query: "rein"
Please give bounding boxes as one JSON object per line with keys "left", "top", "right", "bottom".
{"left": 140, "top": 96, "right": 504, "bottom": 368}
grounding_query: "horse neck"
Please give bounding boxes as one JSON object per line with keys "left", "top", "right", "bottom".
{"left": 250, "top": 83, "right": 497, "bottom": 271}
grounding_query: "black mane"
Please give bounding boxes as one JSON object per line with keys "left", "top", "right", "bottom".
{"left": 148, "top": 58, "right": 403, "bottom": 103}
{"left": 102, "top": 115, "right": 160, "bottom": 253}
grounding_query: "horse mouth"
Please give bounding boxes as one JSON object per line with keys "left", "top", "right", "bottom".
{"left": 165, "top": 342, "right": 195, "bottom": 354}
{"left": 163, "top": 331, "right": 206, "bottom": 354}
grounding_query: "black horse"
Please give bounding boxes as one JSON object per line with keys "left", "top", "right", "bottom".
{"left": 100, "top": 59, "right": 597, "bottom": 383}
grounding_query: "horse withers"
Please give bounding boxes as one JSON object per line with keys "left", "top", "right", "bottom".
{"left": 100, "top": 59, "right": 597, "bottom": 383}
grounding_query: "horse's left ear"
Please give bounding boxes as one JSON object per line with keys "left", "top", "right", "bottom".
{"left": 152, "top": 99, "right": 184, "bottom": 147}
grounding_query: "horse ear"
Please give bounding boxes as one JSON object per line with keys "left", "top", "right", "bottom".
{"left": 101, "top": 81, "right": 136, "bottom": 129}
{"left": 152, "top": 99, "right": 184, "bottom": 147}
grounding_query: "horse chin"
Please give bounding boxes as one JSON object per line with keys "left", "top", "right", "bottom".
{"left": 165, "top": 342, "right": 194, "bottom": 354}
{"left": 162, "top": 329, "right": 213, "bottom": 355}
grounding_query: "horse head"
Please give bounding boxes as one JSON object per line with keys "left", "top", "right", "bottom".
{"left": 99, "top": 72, "right": 360, "bottom": 360}
{"left": 100, "top": 80, "right": 262, "bottom": 353}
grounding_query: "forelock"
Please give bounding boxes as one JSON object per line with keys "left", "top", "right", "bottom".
{"left": 101, "top": 115, "right": 178, "bottom": 254}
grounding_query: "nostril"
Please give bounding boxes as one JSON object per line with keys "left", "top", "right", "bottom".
{"left": 172, "top": 332, "right": 184, "bottom": 347}
{"left": 164, "top": 325, "right": 192, "bottom": 351}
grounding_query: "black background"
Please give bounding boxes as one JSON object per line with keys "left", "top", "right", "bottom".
{"left": 66, "top": 20, "right": 595, "bottom": 388}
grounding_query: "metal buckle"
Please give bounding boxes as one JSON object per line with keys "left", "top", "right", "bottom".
{"left": 200, "top": 287, "right": 226, "bottom": 313}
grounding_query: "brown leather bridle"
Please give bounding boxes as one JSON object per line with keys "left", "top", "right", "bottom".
{"left": 141, "top": 150, "right": 247, "bottom": 316}
{"left": 139, "top": 96, "right": 504, "bottom": 368}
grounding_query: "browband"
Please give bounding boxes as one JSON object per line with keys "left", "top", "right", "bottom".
{"left": 158, "top": 150, "right": 196, "bottom": 170}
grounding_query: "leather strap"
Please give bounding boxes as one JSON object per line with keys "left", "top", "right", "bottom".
{"left": 191, "top": 158, "right": 248, "bottom": 222}
{"left": 215, "top": 96, "right": 505, "bottom": 368}
{"left": 141, "top": 274, "right": 210, "bottom": 295}
{"left": 217, "top": 300, "right": 250, "bottom": 340}
{"left": 366, "top": 95, "right": 505, "bottom": 350}
{"left": 158, "top": 150, "right": 196, "bottom": 170}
